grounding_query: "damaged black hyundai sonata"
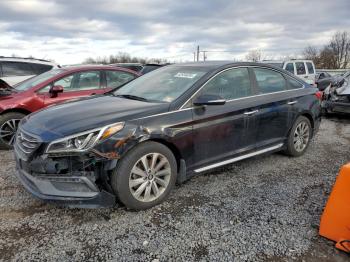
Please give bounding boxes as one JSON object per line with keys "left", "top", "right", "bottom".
{"left": 14, "top": 62, "right": 321, "bottom": 210}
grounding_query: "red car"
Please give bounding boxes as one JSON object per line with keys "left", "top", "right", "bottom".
{"left": 0, "top": 65, "right": 139, "bottom": 149}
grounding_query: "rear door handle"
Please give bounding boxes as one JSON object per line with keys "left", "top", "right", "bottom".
{"left": 287, "top": 100, "right": 298, "bottom": 105}
{"left": 244, "top": 110, "right": 259, "bottom": 115}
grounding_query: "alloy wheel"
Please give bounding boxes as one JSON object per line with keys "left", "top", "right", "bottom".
{"left": 293, "top": 121, "right": 310, "bottom": 152}
{"left": 0, "top": 119, "right": 21, "bottom": 146}
{"left": 129, "top": 153, "right": 171, "bottom": 202}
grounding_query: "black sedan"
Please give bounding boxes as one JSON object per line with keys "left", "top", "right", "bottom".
{"left": 14, "top": 62, "right": 322, "bottom": 210}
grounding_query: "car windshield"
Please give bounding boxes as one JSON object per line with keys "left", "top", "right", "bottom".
{"left": 14, "top": 69, "right": 64, "bottom": 91}
{"left": 113, "top": 66, "right": 207, "bottom": 102}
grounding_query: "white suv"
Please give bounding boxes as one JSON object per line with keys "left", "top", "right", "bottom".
{"left": 262, "top": 60, "right": 316, "bottom": 85}
{"left": 0, "top": 57, "right": 59, "bottom": 87}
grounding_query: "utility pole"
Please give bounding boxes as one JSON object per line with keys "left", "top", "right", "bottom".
{"left": 196, "top": 45, "right": 200, "bottom": 62}
{"left": 203, "top": 51, "right": 207, "bottom": 61}
{"left": 193, "top": 52, "right": 196, "bottom": 62}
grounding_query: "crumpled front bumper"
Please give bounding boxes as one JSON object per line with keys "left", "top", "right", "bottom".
{"left": 15, "top": 156, "right": 116, "bottom": 208}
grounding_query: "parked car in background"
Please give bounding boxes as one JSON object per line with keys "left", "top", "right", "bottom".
{"left": 14, "top": 62, "right": 321, "bottom": 210}
{"left": 316, "top": 71, "right": 349, "bottom": 91}
{"left": 111, "top": 63, "right": 143, "bottom": 73}
{"left": 316, "top": 71, "right": 332, "bottom": 82}
{"left": 322, "top": 71, "right": 350, "bottom": 114}
{"left": 0, "top": 65, "right": 139, "bottom": 149}
{"left": 0, "top": 57, "right": 59, "bottom": 87}
{"left": 262, "top": 60, "right": 316, "bottom": 85}
{"left": 139, "top": 63, "right": 168, "bottom": 74}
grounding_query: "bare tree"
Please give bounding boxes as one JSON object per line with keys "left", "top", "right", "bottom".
{"left": 329, "top": 31, "right": 350, "bottom": 69}
{"left": 319, "top": 47, "right": 337, "bottom": 69}
{"left": 83, "top": 52, "right": 166, "bottom": 65}
{"left": 303, "top": 46, "right": 318, "bottom": 60}
{"left": 302, "top": 31, "right": 350, "bottom": 69}
{"left": 245, "top": 49, "right": 264, "bottom": 62}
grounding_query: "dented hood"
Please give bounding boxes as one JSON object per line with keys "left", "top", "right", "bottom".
{"left": 20, "top": 95, "right": 169, "bottom": 141}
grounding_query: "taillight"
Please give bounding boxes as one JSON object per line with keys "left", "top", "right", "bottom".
{"left": 315, "top": 91, "right": 323, "bottom": 100}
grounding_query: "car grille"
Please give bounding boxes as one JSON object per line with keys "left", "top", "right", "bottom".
{"left": 15, "top": 129, "right": 41, "bottom": 157}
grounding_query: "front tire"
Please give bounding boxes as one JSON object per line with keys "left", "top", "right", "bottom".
{"left": 111, "top": 141, "right": 177, "bottom": 210}
{"left": 284, "top": 116, "right": 312, "bottom": 157}
{"left": 0, "top": 112, "right": 26, "bottom": 150}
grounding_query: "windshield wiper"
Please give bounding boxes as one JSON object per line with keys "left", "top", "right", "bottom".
{"left": 115, "top": 94, "right": 149, "bottom": 102}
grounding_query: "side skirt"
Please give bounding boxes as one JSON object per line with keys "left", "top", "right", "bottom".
{"left": 194, "top": 143, "right": 284, "bottom": 173}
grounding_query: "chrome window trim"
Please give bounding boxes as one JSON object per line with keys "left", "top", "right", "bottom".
{"left": 179, "top": 65, "right": 305, "bottom": 109}
{"left": 133, "top": 65, "right": 306, "bottom": 121}
{"left": 194, "top": 143, "right": 284, "bottom": 173}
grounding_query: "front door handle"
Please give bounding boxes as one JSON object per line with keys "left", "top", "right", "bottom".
{"left": 244, "top": 110, "right": 259, "bottom": 116}
{"left": 287, "top": 100, "right": 298, "bottom": 105}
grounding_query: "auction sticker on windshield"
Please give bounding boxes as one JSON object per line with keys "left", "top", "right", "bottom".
{"left": 174, "top": 72, "right": 197, "bottom": 79}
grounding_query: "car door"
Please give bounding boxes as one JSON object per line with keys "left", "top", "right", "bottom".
{"left": 295, "top": 61, "right": 312, "bottom": 84}
{"left": 190, "top": 67, "right": 259, "bottom": 171}
{"left": 284, "top": 62, "right": 295, "bottom": 75}
{"left": 305, "top": 62, "right": 316, "bottom": 85}
{"left": 251, "top": 67, "right": 299, "bottom": 148}
{"left": 40, "top": 70, "right": 104, "bottom": 107}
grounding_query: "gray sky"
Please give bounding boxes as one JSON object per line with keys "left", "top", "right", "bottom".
{"left": 0, "top": 0, "right": 349, "bottom": 64}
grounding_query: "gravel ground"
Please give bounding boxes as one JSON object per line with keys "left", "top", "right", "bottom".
{"left": 0, "top": 116, "right": 349, "bottom": 261}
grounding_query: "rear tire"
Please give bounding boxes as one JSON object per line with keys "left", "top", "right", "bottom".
{"left": 111, "top": 141, "right": 177, "bottom": 210}
{"left": 284, "top": 116, "right": 312, "bottom": 157}
{"left": 0, "top": 112, "right": 26, "bottom": 150}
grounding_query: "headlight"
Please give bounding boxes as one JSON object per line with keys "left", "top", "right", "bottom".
{"left": 46, "top": 122, "right": 124, "bottom": 153}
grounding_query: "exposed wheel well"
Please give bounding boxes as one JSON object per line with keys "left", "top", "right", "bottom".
{"left": 1, "top": 108, "right": 31, "bottom": 116}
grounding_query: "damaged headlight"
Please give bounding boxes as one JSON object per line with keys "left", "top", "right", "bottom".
{"left": 46, "top": 122, "right": 124, "bottom": 153}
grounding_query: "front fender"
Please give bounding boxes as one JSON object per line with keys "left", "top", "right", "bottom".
{"left": 91, "top": 122, "right": 170, "bottom": 161}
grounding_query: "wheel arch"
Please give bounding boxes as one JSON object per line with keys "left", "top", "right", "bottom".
{"left": 300, "top": 112, "right": 314, "bottom": 129}
{"left": 147, "top": 138, "right": 183, "bottom": 171}
{"left": 0, "top": 108, "right": 31, "bottom": 116}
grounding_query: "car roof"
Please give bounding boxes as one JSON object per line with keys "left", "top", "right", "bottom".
{"left": 168, "top": 61, "right": 284, "bottom": 71}
{"left": 0, "top": 56, "right": 57, "bottom": 65}
{"left": 59, "top": 65, "right": 140, "bottom": 75}
{"left": 261, "top": 59, "right": 314, "bottom": 63}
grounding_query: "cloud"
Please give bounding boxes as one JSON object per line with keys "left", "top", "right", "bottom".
{"left": 0, "top": 0, "right": 349, "bottom": 64}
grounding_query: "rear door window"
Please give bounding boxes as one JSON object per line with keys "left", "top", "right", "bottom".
{"left": 306, "top": 62, "right": 314, "bottom": 74}
{"left": 1, "top": 62, "right": 35, "bottom": 76}
{"left": 31, "top": 63, "right": 53, "bottom": 74}
{"left": 253, "top": 68, "right": 286, "bottom": 94}
{"left": 295, "top": 62, "right": 306, "bottom": 75}
{"left": 74, "top": 71, "right": 101, "bottom": 90}
{"left": 285, "top": 63, "right": 295, "bottom": 74}
{"left": 106, "top": 71, "right": 136, "bottom": 89}
{"left": 287, "top": 77, "right": 303, "bottom": 90}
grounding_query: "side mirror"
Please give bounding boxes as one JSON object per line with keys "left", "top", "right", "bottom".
{"left": 193, "top": 94, "right": 226, "bottom": 106}
{"left": 49, "top": 85, "right": 64, "bottom": 97}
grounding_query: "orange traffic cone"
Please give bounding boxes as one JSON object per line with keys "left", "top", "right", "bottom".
{"left": 319, "top": 163, "right": 350, "bottom": 253}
